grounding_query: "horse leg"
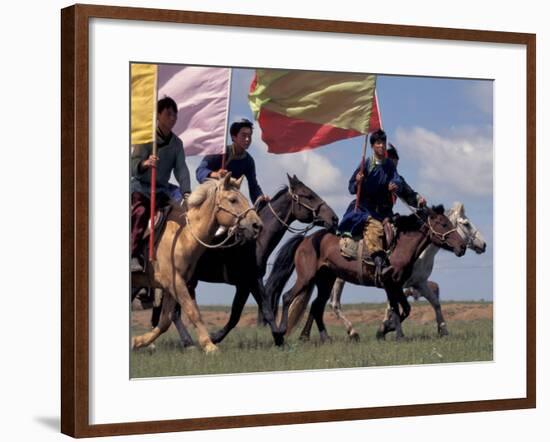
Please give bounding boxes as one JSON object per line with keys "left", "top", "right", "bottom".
{"left": 377, "top": 286, "right": 406, "bottom": 340}
{"left": 329, "top": 278, "right": 359, "bottom": 341}
{"left": 209, "top": 285, "right": 249, "bottom": 344}
{"left": 311, "top": 274, "right": 336, "bottom": 344}
{"left": 299, "top": 312, "right": 314, "bottom": 342}
{"left": 279, "top": 281, "right": 313, "bottom": 337}
{"left": 251, "top": 279, "right": 285, "bottom": 346}
{"left": 278, "top": 247, "right": 317, "bottom": 337}
{"left": 421, "top": 280, "right": 447, "bottom": 336}
{"left": 132, "top": 294, "right": 176, "bottom": 349}
{"left": 376, "top": 303, "right": 393, "bottom": 340}
{"left": 171, "top": 273, "right": 217, "bottom": 353}
{"left": 171, "top": 305, "right": 196, "bottom": 348}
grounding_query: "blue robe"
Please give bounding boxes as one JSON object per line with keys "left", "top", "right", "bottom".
{"left": 338, "top": 156, "right": 404, "bottom": 237}
{"left": 195, "top": 145, "right": 264, "bottom": 203}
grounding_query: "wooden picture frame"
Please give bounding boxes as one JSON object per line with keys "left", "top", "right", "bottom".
{"left": 61, "top": 3, "right": 536, "bottom": 437}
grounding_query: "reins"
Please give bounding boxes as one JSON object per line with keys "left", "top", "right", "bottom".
{"left": 401, "top": 199, "right": 458, "bottom": 242}
{"left": 185, "top": 186, "right": 256, "bottom": 249}
{"left": 266, "top": 188, "right": 326, "bottom": 234}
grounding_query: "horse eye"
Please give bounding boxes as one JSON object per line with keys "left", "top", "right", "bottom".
{"left": 229, "top": 197, "right": 238, "bottom": 204}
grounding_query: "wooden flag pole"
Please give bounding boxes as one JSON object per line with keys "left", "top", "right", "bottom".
{"left": 148, "top": 66, "right": 158, "bottom": 262}
{"left": 354, "top": 133, "right": 369, "bottom": 211}
{"left": 220, "top": 68, "right": 233, "bottom": 171}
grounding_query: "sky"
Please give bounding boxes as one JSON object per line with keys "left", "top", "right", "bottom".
{"left": 172, "top": 67, "right": 493, "bottom": 305}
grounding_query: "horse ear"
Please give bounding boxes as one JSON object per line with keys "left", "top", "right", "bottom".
{"left": 234, "top": 176, "right": 244, "bottom": 189}
{"left": 454, "top": 201, "right": 465, "bottom": 216}
{"left": 287, "top": 173, "right": 296, "bottom": 188}
{"left": 222, "top": 172, "right": 232, "bottom": 189}
{"left": 432, "top": 204, "right": 445, "bottom": 215}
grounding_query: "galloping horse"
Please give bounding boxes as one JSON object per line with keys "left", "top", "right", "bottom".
{"left": 146, "top": 174, "right": 338, "bottom": 347}
{"left": 310, "top": 201, "right": 486, "bottom": 340}
{"left": 266, "top": 206, "right": 466, "bottom": 341}
{"left": 131, "top": 174, "right": 262, "bottom": 353}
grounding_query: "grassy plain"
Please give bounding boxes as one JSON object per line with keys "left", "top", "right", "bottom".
{"left": 130, "top": 301, "right": 493, "bottom": 378}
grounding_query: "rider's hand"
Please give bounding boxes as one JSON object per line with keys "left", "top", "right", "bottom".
{"left": 417, "top": 196, "right": 427, "bottom": 207}
{"left": 141, "top": 154, "right": 159, "bottom": 169}
{"left": 388, "top": 182, "right": 398, "bottom": 192}
{"left": 355, "top": 171, "right": 364, "bottom": 182}
{"left": 210, "top": 169, "right": 228, "bottom": 179}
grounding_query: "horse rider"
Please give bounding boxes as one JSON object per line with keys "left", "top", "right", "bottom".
{"left": 195, "top": 118, "right": 270, "bottom": 205}
{"left": 130, "top": 96, "right": 192, "bottom": 271}
{"left": 337, "top": 130, "right": 424, "bottom": 286}
{"left": 386, "top": 143, "right": 426, "bottom": 209}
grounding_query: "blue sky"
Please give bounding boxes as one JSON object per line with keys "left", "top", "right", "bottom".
{"left": 182, "top": 68, "right": 493, "bottom": 304}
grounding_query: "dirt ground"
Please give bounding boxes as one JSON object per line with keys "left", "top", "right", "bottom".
{"left": 131, "top": 301, "right": 493, "bottom": 330}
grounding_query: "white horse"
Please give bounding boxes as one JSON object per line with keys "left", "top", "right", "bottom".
{"left": 300, "top": 202, "right": 487, "bottom": 340}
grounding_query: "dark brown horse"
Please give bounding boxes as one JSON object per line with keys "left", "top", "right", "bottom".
{"left": 135, "top": 174, "right": 339, "bottom": 347}
{"left": 266, "top": 206, "right": 467, "bottom": 341}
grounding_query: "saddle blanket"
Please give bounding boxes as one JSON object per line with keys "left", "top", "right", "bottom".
{"left": 339, "top": 236, "right": 374, "bottom": 265}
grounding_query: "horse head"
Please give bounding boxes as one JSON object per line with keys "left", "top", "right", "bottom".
{"left": 286, "top": 174, "right": 339, "bottom": 230}
{"left": 420, "top": 205, "right": 467, "bottom": 257}
{"left": 447, "top": 202, "right": 487, "bottom": 254}
{"left": 217, "top": 173, "right": 263, "bottom": 241}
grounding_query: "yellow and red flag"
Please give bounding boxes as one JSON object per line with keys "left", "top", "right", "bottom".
{"left": 248, "top": 69, "right": 381, "bottom": 154}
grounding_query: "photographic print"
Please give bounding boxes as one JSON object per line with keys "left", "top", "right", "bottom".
{"left": 61, "top": 4, "right": 534, "bottom": 436}
{"left": 129, "top": 63, "right": 493, "bottom": 378}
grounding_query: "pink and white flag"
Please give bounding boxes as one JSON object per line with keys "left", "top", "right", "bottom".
{"left": 158, "top": 65, "right": 231, "bottom": 156}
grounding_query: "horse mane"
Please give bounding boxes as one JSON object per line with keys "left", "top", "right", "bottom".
{"left": 256, "top": 185, "right": 289, "bottom": 213}
{"left": 187, "top": 180, "right": 218, "bottom": 209}
{"left": 394, "top": 213, "right": 422, "bottom": 233}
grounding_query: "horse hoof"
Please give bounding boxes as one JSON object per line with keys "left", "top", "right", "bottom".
{"left": 209, "top": 332, "right": 223, "bottom": 344}
{"left": 146, "top": 344, "right": 156, "bottom": 354}
{"left": 438, "top": 325, "right": 449, "bottom": 337}
{"left": 299, "top": 334, "right": 310, "bottom": 342}
{"left": 348, "top": 332, "right": 360, "bottom": 342}
{"left": 203, "top": 343, "right": 219, "bottom": 354}
{"left": 131, "top": 337, "right": 141, "bottom": 350}
{"left": 273, "top": 333, "right": 285, "bottom": 347}
{"left": 376, "top": 330, "right": 386, "bottom": 341}
{"left": 319, "top": 332, "right": 332, "bottom": 344}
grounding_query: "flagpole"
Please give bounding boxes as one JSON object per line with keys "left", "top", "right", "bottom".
{"left": 148, "top": 66, "right": 158, "bottom": 262}
{"left": 220, "top": 68, "right": 233, "bottom": 171}
{"left": 354, "top": 134, "right": 369, "bottom": 211}
{"left": 354, "top": 80, "right": 381, "bottom": 211}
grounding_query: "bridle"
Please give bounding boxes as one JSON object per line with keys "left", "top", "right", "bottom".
{"left": 266, "top": 188, "right": 328, "bottom": 234}
{"left": 426, "top": 216, "right": 459, "bottom": 242}
{"left": 403, "top": 200, "right": 459, "bottom": 243}
{"left": 185, "top": 186, "right": 256, "bottom": 249}
{"left": 454, "top": 218, "right": 482, "bottom": 249}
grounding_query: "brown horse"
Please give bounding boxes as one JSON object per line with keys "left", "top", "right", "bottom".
{"left": 266, "top": 206, "right": 466, "bottom": 341}
{"left": 131, "top": 174, "right": 262, "bottom": 353}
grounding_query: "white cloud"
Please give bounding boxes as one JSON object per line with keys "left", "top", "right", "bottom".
{"left": 250, "top": 129, "right": 351, "bottom": 213}
{"left": 395, "top": 125, "right": 493, "bottom": 198}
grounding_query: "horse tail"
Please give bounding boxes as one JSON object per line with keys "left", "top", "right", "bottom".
{"left": 286, "top": 285, "right": 314, "bottom": 335}
{"left": 265, "top": 234, "right": 305, "bottom": 314}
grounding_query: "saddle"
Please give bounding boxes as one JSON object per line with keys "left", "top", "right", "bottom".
{"left": 135, "top": 200, "right": 188, "bottom": 270}
{"left": 339, "top": 217, "right": 396, "bottom": 263}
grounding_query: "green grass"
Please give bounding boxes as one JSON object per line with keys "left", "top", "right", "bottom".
{"left": 130, "top": 302, "right": 493, "bottom": 378}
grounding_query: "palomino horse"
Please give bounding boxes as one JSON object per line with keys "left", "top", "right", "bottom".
{"left": 131, "top": 174, "right": 262, "bottom": 353}
{"left": 145, "top": 174, "right": 338, "bottom": 347}
{"left": 266, "top": 206, "right": 467, "bottom": 341}
{"left": 310, "top": 201, "right": 487, "bottom": 340}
